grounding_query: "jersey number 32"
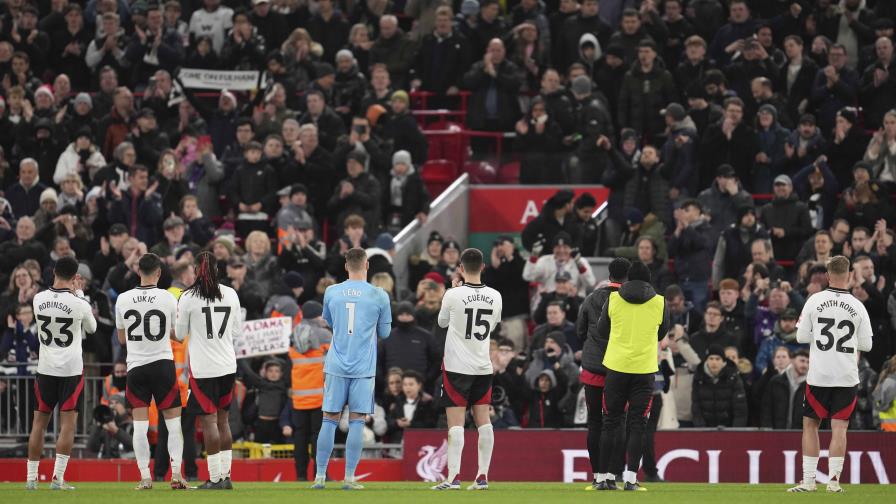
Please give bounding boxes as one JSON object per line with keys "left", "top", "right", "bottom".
{"left": 816, "top": 317, "right": 855, "bottom": 354}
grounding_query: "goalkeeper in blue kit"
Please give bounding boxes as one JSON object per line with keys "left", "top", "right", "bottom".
{"left": 313, "top": 248, "right": 392, "bottom": 490}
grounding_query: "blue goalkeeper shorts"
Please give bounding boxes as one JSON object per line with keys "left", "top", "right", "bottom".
{"left": 322, "top": 374, "right": 375, "bottom": 415}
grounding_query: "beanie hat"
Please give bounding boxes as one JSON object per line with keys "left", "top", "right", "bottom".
{"left": 335, "top": 49, "right": 354, "bottom": 62}
{"left": 301, "top": 301, "right": 323, "bottom": 319}
{"left": 570, "top": 75, "right": 592, "bottom": 96}
{"left": 392, "top": 149, "right": 412, "bottom": 167}
{"left": 545, "top": 330, "right": 566, "bottom": 347}
{"left": 575, "top": 192, "right": 597, "bottom": 208}
{"left": 627, "top": 261, "right": 650, "bottom": 282}
{"left": 461, "top": 0, "right": 480, "bottom": 16}
{"left": 74, "top": 92, "right": 92, "bottom": 108}
{"left": 391, "top": 90, "right": 409, "bottom": 104}
{"left": 40, "top": 187, "right": 58, "bottom": 205}
{"left": 706, "top": 344, "right": 726, "bottom": 360}
{"left": 375, "top": 232, "right": 395, "bottom": 251}
{"left": 396, "top": 301, "right": 415, "bottom": 316}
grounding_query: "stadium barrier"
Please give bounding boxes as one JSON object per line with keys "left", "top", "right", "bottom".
{"left": 404, "top": 429, "right": 895, "bottom": 484}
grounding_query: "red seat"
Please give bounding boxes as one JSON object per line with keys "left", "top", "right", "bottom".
{"left": 464, "top": 161, "right": 497, "bottom": 184}
{"left": 498, "top": 161, "right": 520, "bottom": 184}
{"left": 424, "top": 121, "right": 467, "bottom": 168}
{"left": 421, "top": 159, "right": 458, "bottom": 198}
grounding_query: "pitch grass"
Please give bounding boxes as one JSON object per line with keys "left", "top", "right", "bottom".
{"left": 1, "top": 482, "right": 894, "bottom": 502}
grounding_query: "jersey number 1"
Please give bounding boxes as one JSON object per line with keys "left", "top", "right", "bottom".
{"left": 346, "top": 302, "right": 355, "bottom": 335}
{"left": 464, "top": 308, "right": 493, "bottom": 341}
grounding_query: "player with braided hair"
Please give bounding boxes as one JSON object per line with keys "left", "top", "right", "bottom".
{"left": 176, "top": 251, "right": 242, "bottom": 490}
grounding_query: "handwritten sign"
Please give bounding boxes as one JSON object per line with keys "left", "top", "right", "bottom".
{"left": 235, "top": 317, "right": 291, "bottom": 358}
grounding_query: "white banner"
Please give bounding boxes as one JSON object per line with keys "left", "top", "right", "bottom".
{"left": 178, "top": 68, "right": 260, "bottom": 90}
{"left": 235, "top": 317, "right": 292, "bottom": 358}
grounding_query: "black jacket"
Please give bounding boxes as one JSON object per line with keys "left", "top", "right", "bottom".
{"left": 691, "top": 361, "right": 748, "bottom": 427}
{"left": 527, "top": 369, "right": 568, "bottom": 428}
{"left": 578, "top": 282, "right": 620, "bottom": 376}
{"left": 617, "top": 64, "right": 678, "bottom": 140}
{"left": 699, "top": 121, "right": 758, "bottom": 192}
{"left": 379, "top": 323, "right": 441, "bottom": 385}
{"left": 383, "top": 172, "right": 430, "bottom": 230}
{"left": 229, "top": 160, "right": 279, "bottom": 214}
{"left": 760, "top": 368, "right": 805, "bottom": 429}
{"left": 237, "top": 358, "right": 290, "bottom": 418}
{"left": 520, "top": 207, "right": 580, "bottom": 253}
{"left": 668, "top": 217, "right": 714, "bottom": 282}
{"left": 327, "top": 171, "right": 381, "bottom": 235}
{"left": 385, "top": 393, "right": 437, "bottom": 441}
{"left": 462, "top": 59, "right": 523, "bottom": 131}
{"left": 758, "top": 194, "right": 813, "bottom": 261}
{"left": 687, "top": 328, "right": 739, "bottom": 361}
{"left": 483, "top": 252, "right": 529, "bottom": 318}
{"left": 411, "top": 31, "right": 471, "bottom": 94}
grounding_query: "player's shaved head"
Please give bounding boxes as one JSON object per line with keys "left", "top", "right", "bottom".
{"left": 460, "top": 248, "right": 484, "bottom": 274}
{"left": 53, "top": 256, "right": 80, "bottom": 280}
{"left": 826, "top": 255, "right": 850, "bottom": 276}
{"left": 345, "top": 248, "right": 368, "bottom": 272}
{"left": 138, "top": 252, "right": 163, "bottom": 276}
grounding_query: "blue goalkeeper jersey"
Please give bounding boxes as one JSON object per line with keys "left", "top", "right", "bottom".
{"left": 322, "top": 279, "right": 392, "bottom": 378}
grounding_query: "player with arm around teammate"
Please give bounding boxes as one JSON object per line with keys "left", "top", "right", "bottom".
{"left": 176, "top": 251, "right": 242, "bottom": 490}
{"left": 115, "top": 253, "right": 186, "bottom": 490}
{"left": 789, "top": 255, "right": 873, "bottom": 493}
{"left": 432, "top": 248, "right": 503, "bottom": 491}
{"left": 26, "top": 256, "right": 97, "bottom": 490}
{"left": 313, "top": 248, "right": 392, "bottom": 490}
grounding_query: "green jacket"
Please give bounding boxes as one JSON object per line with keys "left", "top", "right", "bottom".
{"left": 610, "top": 214, "right": 668, "bottom": 261}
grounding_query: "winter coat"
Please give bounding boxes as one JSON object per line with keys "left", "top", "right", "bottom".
{"left": 621, "top": 162, "right": 671, "bottom": 224}
{"left": 760, "top": 366, "right": 806, "bottom": 429}
{"left": 381, "top": 112, "right": 428, "bottom": 165}
{"left": 526, "top": 347, "right": 578, "bottom": 392}
{"left": 515, "top": 115, "right": 565, "bottom": 184}
{"left": 758, "top": 193, "right": 813, "bottom": 261}
{"left": 662, "top": 117, "right": 699, "bottom": 196}
{"left": 185, "top": 152, "right": 226, "bottom": 218}
{"left": 526, "top": 369, "right": 568, "bottom": 428}
{"left": 793, "top": 160, "right": 840, "bottom": 230}
{"left": 668, "top": 216, "right": 714, "bottom": 282}
{"left": 106, "top": 190, "right": 164, "bottom": 246}
{"left": 617, "top": 64, "right": 678, "bottom": 141}
{"left": 327, "top": 171, "right": 382, "bottom": 235}
{"left": 386, "top": 392, "right": 437, "bottom": 440}
{"left": 578, "top": 282, "right": 619, "bottom": 377}
{"left": 410, "top": 31, "right": 471, "bottom": 94}
{"left": 711, "top": 223, "right": 770, "bottom": 288}
{"left": 530, "top": 320, "right": 579, "bottom": 354}
{"left": 483, "top": 251, "right": 529, "bottom": 318}
{"left": 370, "top": 29, "right": 417, "bottom": 88}
{"left": 383, "top": 168, "right": 430, "bottom": 230}
{"left": 570, "top": 95, "right": 615, "bottom": 182}
{"left": 53, "top": 144, "right": 106, "bottom": 186}
{"left": 539, "top": 88, "right": 575, "bottom": 135}
{"left": 755, "top": 331, "right": 807, "bottom": 375}
{"left": 697, "top": 182, "right": 754, "bottom": 244}
{"left": 462, "top": 59, "right": 523, "bottom": 131}
{"left": 523, "top": 254, "right": 596, "bottom": 298}
{"left": 827, "top": 126, "right": 870, "bottom": 188}
{"left": 754, "top": 121, "right": 790, "bottom": 192}
{"left": 784, "top": 129, "right": 827, "bottom": 174}
{"left": 609, "top": 213, "right": 668, "bottom": 261}
{"left": 699, "top": 121, "right": 759, "bottom": 191}
{"left": 244, "top": 253, "right": 282, "bottom": 296}
{"left": 691, "top": 360, "right": 748, "bottom": 427}
{"left": 810, "top": 66, "right": 860, "bottom": 137}
{"left": 298, "top": 107, "right": 346, "bottom": 152}
{"left": 520, "top": 207, "right": 580, "bottom": 253}
{"left": 559, "top": 13, "right": 611, "bottom": 72}
{"left": 334, "top": 66, "right": 367, "bottom": 119}
{"left": 379, "top": 324, "right": 440, "bottom": 385}
{"left": 229, "top": 160, "right": 279, "bottom": 215}
{"left": 220, "top": 29, "right": 267, "bottom": 71}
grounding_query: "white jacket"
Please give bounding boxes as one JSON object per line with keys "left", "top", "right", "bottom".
{"left": 54, "top": 144, "right": 106, "bottom": 185}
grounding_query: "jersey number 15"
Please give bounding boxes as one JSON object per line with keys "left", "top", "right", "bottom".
{"left": 464, "top": 308, "right": 493, "bottom": 341}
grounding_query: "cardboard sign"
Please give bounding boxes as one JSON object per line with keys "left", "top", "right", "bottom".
{"left": 235, "top": 317, "right": 291, "bottom": 358}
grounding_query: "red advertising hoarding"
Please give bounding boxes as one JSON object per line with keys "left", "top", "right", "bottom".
{"left": 468, "top": 186, "right": 610, "bottom": 234}
{"left": 403, "top": 429, "right": 895, "bottom": 484}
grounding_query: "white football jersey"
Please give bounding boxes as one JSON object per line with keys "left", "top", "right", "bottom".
{"left": 438, "top": 282, "right": 503, "bottom": 375}
{"left": 115, "top": 286, "right": 178, "bottom": 370}
{"left": 33, "top": 288, "right": 97, "bottom": 376}
{"left": 796, "top": 287, "right": 873, "bottom": 387}
{"left": 176, "top": 285, "right": 241, "bottom": 378}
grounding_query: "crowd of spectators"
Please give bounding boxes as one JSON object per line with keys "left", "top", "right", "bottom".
{"left": 1, "top": 0, "right": 896, "bottom": 470}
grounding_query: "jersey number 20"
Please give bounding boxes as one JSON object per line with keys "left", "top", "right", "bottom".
{"left": 464, "top": 308, "right": 493, "bottom": 341}
{"left": 816, "top": 317, "right": 855, "bottom": 353}
{"left": 123, "top": 309, "right": 167, "bottom": 341}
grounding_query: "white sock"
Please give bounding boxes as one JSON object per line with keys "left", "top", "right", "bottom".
{"left": 220, "top": 449, "right": 232, "bottom": 478}
{"left": 53, "top": 454, "right": 70, "bottom": 482}
{"left": 594, "top": 472, "right": 606, "bottom": 483}
{"left": 133, "top": 420, "right": 151, "bottom": 480}
{"left": 606, "top": 472, "right": 616, "bottom": 483}
{"left": 207, "top": 452, "right": 222, "bottom": 483}
{"left": 27, "top": 460, "right": 39, "bottom": 482}
{"left": 623, "top": 470, "right": 638, "bottom": 484}
{"left": 829, "top": 456, "right": 845, "bottom": 482}
{"left": 476, "top": 424, "right": 493, "bottom": 479}
{"left": 803, "top": 455, "right": 819, "bottom": 485}
{"left": 165, "top": 417, "right": 184, "bottom": 479}
{"left": 446, "top": 426, "right": 464, "bottom": 482}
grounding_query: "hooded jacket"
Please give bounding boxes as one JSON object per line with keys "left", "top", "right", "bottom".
{"left": 662, "top": 116, "right": 699, "bottom": 195}
{"left": 527, "top": 368, "right": 568, "bottom": 428}
{"left": 578, "top": 281, "right": 620, "bottom": 377}
{"left": 691, "top": 360, "right": 748, "bottom": 427}
{"left": 761, "top": 364, "right": 806, "bottom": 429}
{"left": 617, "top": 63, "right": 678, "bottom": 140}
{"left": 697, "top": 181, "right": 754, "bottom": 244}
{"left": 577, "top": 33, "right": 602, "bottom": 74}
{"left": 596, "top": 280, "right": 669, "bottom": 374}
{"left": 669, "top": 216, "right": 714, "bottom": 281}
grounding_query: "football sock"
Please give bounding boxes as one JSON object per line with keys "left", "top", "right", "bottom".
{"left": 26, "top": 460, "right": 39, "bottom": 482}
{"left": 165, "top": 417, "right": 183, "bottom": 479}
{"left": 594, "top": 473, "right": 607, "bottom": 483}
{"left": 344, "top": 419, "right": 365, "bottom": 481}
{"left": 220, "top": 449, "right": 232, "bottom": 478}
{"left": 802, "top": 456, "right": 818, "bottom": 485}
{"left": 207, "top": 452, "right": 222, "bottom": 483}
{"left": 606, "top": 472, "right": 616, "bottom": 484}
{"left": 476, "top": 424, "right": 494, "bottom": 478}
{"left": 133, "top": 420, "right": 151, "bottom": 480}
{"left": 53, "top": 453, "right": 70, "bottom": 483}
{"left": 623, "top": 470, "right": 638, "bottom": 484}
{"left": 315, "top": 418, "right": 339, "bottom": 478}
{"left": 829, "top": 457, "right": 844, "bottom": 482}
{"left": 447, "top": 426, "right": 464, "bottom": 482}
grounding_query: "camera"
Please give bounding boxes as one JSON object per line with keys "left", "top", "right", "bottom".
{"left": 353, "top": 125, "right": 367, "bottom": 135}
